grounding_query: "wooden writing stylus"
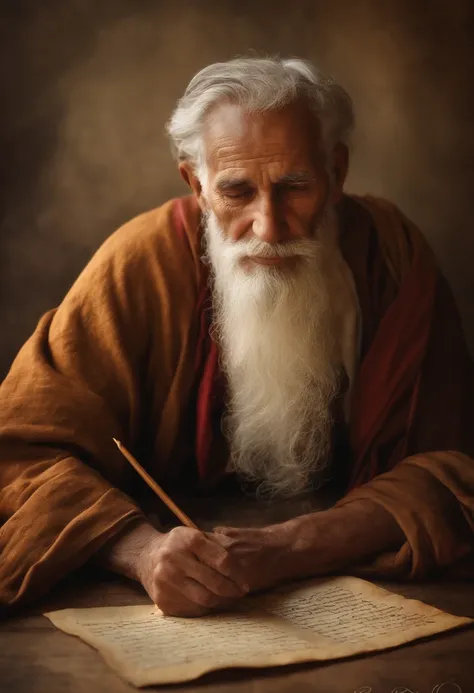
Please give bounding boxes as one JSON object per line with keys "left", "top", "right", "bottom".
{"left": 112, "top": 438, "right": 199, "bottom": 530}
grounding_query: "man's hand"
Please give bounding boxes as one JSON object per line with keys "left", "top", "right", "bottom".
{"left": 211, "top": 524, "right": 295, "bottom": 593}
{"left": 97, "top": 522, "right": 249, "bottom": 617}
{"left": 98, "top": 501, "right": 404, "bottom": 613}
{"left": 212, "top": 500, "right": 405, "bottom": 592}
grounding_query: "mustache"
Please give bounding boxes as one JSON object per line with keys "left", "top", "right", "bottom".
{"left": 218, "top": 236, "right": 325, "bottom": 262}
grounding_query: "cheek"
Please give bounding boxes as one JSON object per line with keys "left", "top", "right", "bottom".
{"left": 210, "top": 196, "right": 253, "bottom": 242}
{"left": 284, "top": 193, "right": 328, "bottom": 237}
{"left": 285, "top": 197, "right": 317, "bottom": 221}
{"left": 307, "top": 176, "right": 332, "bottom": 227}
{"left": 284, "top": 172, "right": 331, "bottom": 229}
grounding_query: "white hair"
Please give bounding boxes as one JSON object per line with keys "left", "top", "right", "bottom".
{"left": 166, "top": 56, "right": 354, "bottom": 173}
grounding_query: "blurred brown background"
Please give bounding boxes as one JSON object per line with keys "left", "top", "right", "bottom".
{"left": 1, "top": 0, "right": 473, "bottom": 377}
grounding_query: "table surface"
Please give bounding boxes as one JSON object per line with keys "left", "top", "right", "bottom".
{"left": 1, "top": 493, "right": 473, "bottom": 693}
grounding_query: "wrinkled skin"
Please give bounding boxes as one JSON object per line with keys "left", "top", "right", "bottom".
{"left": 179, "top": 100, "right": 348, "bottom": 249}
{"left": 211, "top": 524, "right": 299, "bottom": 593}
{"left": 136, "top": 526, "right": 249, "bottom": 617}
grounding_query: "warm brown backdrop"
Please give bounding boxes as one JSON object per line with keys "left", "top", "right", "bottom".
{"left": 1, "top": 0, "right": 473, "bottom": 377}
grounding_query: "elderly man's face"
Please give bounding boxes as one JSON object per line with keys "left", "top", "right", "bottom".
{"left": 178, "top": 101, "right": 347, "bottom": 496}
{"left": 181, "top": 101, "right": 347, "bottom": 270}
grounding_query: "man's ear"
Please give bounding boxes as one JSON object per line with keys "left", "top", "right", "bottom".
{"left": 179, "top": 162, "right": 208, "bottom": 211}
{"left": 330, "top": 143, "right": 349, "bottom": 205}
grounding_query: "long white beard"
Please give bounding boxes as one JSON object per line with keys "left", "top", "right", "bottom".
{"left": 204, "top": 208, "right": 342, "bottom": 498}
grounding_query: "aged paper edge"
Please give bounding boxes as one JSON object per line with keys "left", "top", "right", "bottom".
{"left": 44, "top": 606, "right": 473, "bottom": 688}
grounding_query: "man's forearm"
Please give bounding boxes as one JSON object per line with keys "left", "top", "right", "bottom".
{"left": 279, "top": 499, "right": 405, "bottom": 580}
{"left": 95, "top": 520, "right": 164, "bottom": 582}
{"left": 95, "top": 500, "right": 405, "bottom": 597}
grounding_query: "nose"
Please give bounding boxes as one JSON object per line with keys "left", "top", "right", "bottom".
{"left": 251, "top": 196, "right": 286, "bottom": 244}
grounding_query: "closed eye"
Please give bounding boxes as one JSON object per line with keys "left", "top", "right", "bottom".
{"left": 277, "top": 181, "right": 311, "bottom": 194}
{"left": 216, "top": 177, "right": 255, "bottom": 200}
{"left": 222, "top": 187, "right": 255, "bottom": 200}
{"left": 275, "top": 173, "right": 314, "bottom": 193}
{"left": 286, "top": 182, "right": 310, "bottom": 190}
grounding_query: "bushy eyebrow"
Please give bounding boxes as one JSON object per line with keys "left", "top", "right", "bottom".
{"left": 277, "top": 171, "right": 313, "bottom": 185}
{"left": 216, "top": 177, "right": 252, "bottom": 192}
{"left": 215, "top": 171, "right": 313, "bottom": 192}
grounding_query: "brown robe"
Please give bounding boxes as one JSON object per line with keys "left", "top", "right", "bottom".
{"left": 0, "top": 194, "right": 473, "bottom": 614}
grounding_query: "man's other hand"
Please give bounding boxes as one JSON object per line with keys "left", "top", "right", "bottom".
{"left": 211, "top": 524, "right": 294, "bottom": 593}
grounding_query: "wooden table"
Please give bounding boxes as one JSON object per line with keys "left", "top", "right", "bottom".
{"left": 1, "top": 492, "right": 473, "bottom": 693}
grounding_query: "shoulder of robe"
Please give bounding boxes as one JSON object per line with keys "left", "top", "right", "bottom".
{"left": 347, "top": 193, "right": 434, "bottom": 286}
{"left": 68, "top": 196, "right": 202, "bottom": 307}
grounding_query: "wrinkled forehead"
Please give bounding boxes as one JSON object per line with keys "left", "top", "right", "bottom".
{"left": 202, "top": 101, "right": 324, "bottom": 176}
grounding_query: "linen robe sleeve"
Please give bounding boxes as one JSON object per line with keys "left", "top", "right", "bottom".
{"left": 337, "top": 277, "right": 474, "bottom": 579}
{"left": 0, "top": 201, "right": 198, "bottom": 612}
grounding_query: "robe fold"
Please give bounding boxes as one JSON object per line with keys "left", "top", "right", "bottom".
{"left": 0, "top": 194, "right": 473, "bottom": 613}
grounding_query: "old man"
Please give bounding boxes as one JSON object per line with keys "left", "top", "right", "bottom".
{"left": 0, "top": 57, "right": 473, "bottom": 617}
